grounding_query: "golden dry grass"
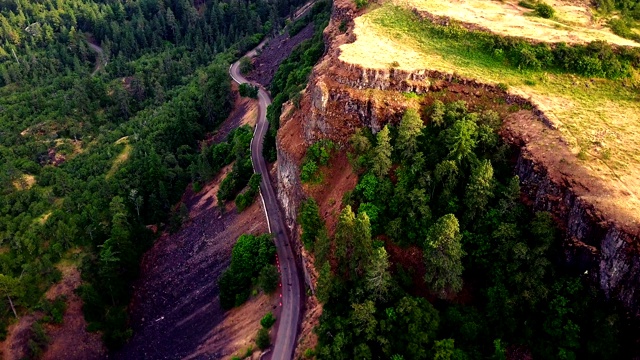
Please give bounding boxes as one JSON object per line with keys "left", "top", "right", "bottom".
{"left": 35, "top": 211, "right": 52, "bottom": 225}
{"left": 12, "top": 174, "right": 35, "bottom": 191}
{"left": 395, "top": 0, "right": 640, "bottom": 46}
{"left": 106, "top": 137, "right": 132, "bottom": 179}
{"left": 340, "top": 3, "right": 640, "bottom": 225}
{"left": 241, "top": 101, "right": 259, "bottom": 127}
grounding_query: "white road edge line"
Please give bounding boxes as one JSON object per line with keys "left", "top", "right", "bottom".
{"left": 231, "top": 65, "right": 272, "bottom": 234}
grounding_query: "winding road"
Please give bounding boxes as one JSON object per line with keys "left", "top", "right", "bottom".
{"left": 230, "top": 56, "right": 302, "bottom": 360}
{"left": 87, "top": 41, "right": 106, "bottom": 76}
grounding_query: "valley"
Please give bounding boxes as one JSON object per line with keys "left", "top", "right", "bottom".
{"left": 1, "top": 0, "right": 640, "bottom": 358}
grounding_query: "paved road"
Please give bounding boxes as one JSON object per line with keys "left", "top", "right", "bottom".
{"left": 230, "top": 59, "right": 302, "bottom": 360}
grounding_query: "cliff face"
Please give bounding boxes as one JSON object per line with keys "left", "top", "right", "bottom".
{"left": 510, "top": 130, "right": 640, "bottom": 318}
{"left": 275, "top": 0, "right": 640, "bottom": 317}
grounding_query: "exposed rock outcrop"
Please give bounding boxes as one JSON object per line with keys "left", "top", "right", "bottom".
{"left": 275, "top": 0, "right": 640, "bottom": 321}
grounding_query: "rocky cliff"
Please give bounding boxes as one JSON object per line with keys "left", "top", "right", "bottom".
{"left": 275, "top": 0, "right": 640, "bottom": 318}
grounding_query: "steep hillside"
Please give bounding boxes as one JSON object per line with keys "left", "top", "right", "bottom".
{"left": 0, "top": 0, "right": 311, "bottom": 352}
{"left": 275, "top": 0, "right": 640, "bottom": 357}
{"left": 282, "top": 0, "right": 640, "bottom": 313}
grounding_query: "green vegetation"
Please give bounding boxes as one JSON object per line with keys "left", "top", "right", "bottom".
{"left": 217, "top": 126, "right": 254, "bottom": 205}
{"left": 355, "top": 0, "right": 369, "bottom": 10}
{"left": 535, "top": 2, "right": 556, "bottom": 18}
{"left": 27, "top": 321, "right": 49, "bottom": 359}
{"left": 38, "top": 296, "right": 67, "bottom": 325}
{"left": 596, "top": 0, "right": 640, "bottom": 16}
{"left": 256, "top": 327, "right": 271, "bottom": 350}
{"left": 602, "top": 0, "right": 640, "bottom": 43}
{"left": 609, "top": 17, "right": 640, "bottom": 42}
{"left": 218, "top": 234, "right": 277, "bottom": 309}
{"left": 298, "top": 198, "right": 325, "bottom": 250}
{"left": 353, "top": 5, "right": 640, "bottom": 181}
{"left": 264, "top": 2, "right": 332, "bottom": 162}
{"left": 517, "top": 0, "right": 538, "bottom": 9}
{"left": 258, "top": 264, "right": 280, "bottom": 293}
{"left": 304, "top": 101, "right": 636, "bottom": 359}
{"left": 300, "top": 140, "right": 336, "bottom": 183}
{"left": 260, "top": 311, "right": 276, "bottom": 329}
{"left": 239, "top": 57, "right": 254, "bottom": 75}
{"left": 253, "top": 311, "right": 276, "bottom": 352}
{"left": 231, "top": 345, "right": 255, "bottom": 360}
{"left": 287, "top": 2, "right": 330, "bottom": 38}
{"left": 239, "top": 83, "right": 259, "bottom": 99}
{"left": 235, "top": 173, "right": 262, "bottom": 212}
{"left": 404, "top": 9, "right": 638, "bottom": 78}
{"left": 0, "top": 0, "right": 308, "bottom": 348}
{"left": 519, "top": 0, "right": 556, "bottom": 18}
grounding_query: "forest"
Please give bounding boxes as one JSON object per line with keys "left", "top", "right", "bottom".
{"left": 0, "top": 0, "right": 306, "bottom": 353}
{"left": 300, "top": 101, "right": 638, "bottom": 359}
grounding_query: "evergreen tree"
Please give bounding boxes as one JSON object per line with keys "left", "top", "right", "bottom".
{"left": 372, "top": 125, "right": 392, "bottom": 178}
{"left": 352, "top": 211, "right": 373, "bottom": 278}
{"left": 365, "top": 247, "right": 391, "bottom": 300}
{"left": 334, "top": 205, "right": 356, "bottom": 277}
{"left": 397, "top": 108, "right": 424, "bottom": 159}
{"left": 464, "top": 159, "right": 494, "bottom": 221}
{"left": 424, "top": 214, "right": 465, "bottom": 298}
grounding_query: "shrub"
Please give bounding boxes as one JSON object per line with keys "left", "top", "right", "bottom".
{"left": 238, "top": 83, "right": 259, "bottom": 98}
{"left": 535, "top": 2, "right": 555, "bottom": 18}
{"left": 235, "top": 173, "right": 262, "bottom": 212}
{"left": 27, "top": 321, "right": 49, "bottom": 358}
{"left": 40, "top": 296, "right": 66, "bottom": 324}
{"left": 355, "top": 0, "right": 368, "bottom": 9}
{"left": 192, "top": 181, "right": 202, "bottom": 193}
{"left": 298, "top": 198, "right": 323, "bottom": 249}
{"left": 300, "top": 160, "right": 319, "bottom": 183}
{"left": 304, "top": 348, "right": 316, "bottom": 358}
{"left": 518, "top": 0, "right": 537, "bottom": 9}
{"left": 258, "top": 265, "right": 280, "bottom": 293}
{"left": 256, "top": 328, "right": 271, "bottom": 349}
{"left": 339, "top": 20, "right": 348, "bottom": 33}
{"left": 260, "top": 312, "right": 276, "bottom": 329}
{"left": 300, "top": 140, "right": 336, "bottom": 183}
{"left": 289, "top": 16, "right": 310, "bottom": 37}
{"left": 235, "top": 193, "right": 252, "bottom": 212}
{"left": 239, "top": 57, "right": 253, "bottom": 74}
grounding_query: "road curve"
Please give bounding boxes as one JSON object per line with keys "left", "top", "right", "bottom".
{"left": 230, "top": 59, "right": 302, "bottom": 359}
{"left": 87, "top": 41, "right": 105, "bottom": 76}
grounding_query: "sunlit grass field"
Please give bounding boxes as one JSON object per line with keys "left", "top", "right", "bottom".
{"left": 339, "top": 3, "right": 640, "bottom": 223}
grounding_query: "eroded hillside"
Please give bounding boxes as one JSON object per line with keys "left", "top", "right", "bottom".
{"left": 275, "top": 0, "right": 640, "bottom": 357}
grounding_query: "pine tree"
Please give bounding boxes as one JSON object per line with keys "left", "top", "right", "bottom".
{"left": 444, "top": 120, "right": 478, "bottom": 164}
{"left": 352, "top": 211, "right": 373, "bottom": 277}
{"left": 334, "top": 205, "right": 355, "bottom": 277}
{"left": 365, "top": 247, "right": 391, "bottom": 300}
{"left": 372, "top": 125, "right": 392, "bottom": 179}
{"left": 424, "top": 214, "right": 465, "bottom": 298}
{"left": 464, "top": 159, "right": 494, "bottom": 221}
{"left": 397, "top": 108, "right": 424, "bottom": 159}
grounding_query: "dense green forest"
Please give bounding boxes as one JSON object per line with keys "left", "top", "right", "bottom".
{"left": 0, "top": 0, "right": 307, "bottom": 352}
{"left": 300, "top": 102, "right": 637, "bottom": 359}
